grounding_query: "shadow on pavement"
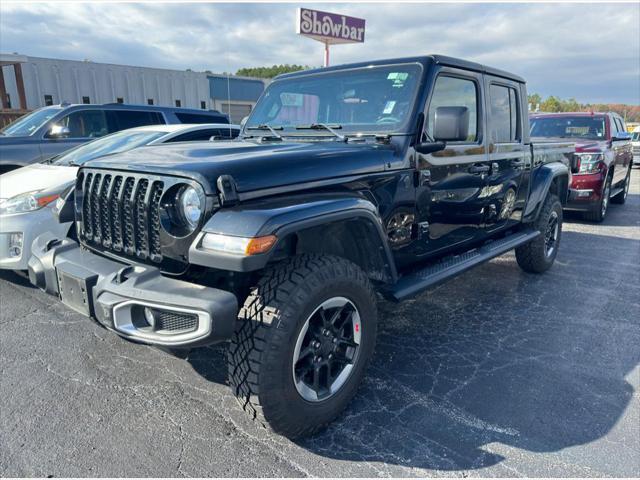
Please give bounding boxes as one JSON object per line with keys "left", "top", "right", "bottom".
{"left": 186, "top": 229, "right": 639, "bottom": 471}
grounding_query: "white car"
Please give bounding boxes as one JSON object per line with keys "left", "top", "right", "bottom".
{"left": 0, "top": 123, "right": 240, "bottom": 270}
{"left": 632, "top": 126, "right": 640, "bottom": 166}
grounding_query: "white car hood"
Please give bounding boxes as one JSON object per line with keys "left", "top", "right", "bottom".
{"left": 0, "top": 164, "right": 78, "bottom": 200}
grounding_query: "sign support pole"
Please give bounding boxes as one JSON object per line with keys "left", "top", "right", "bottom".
{"left": 324, "top": 41, "right": 330, "bottom": 67}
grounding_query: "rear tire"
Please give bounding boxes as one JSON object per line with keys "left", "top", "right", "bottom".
{"left": 227, "top": 254, "right": 377, "bottom": 438}
{"left": 610, "top": 167, "right": 631, "bottom": 205}
{"left": 516, "top": 194, "right": 562, "bottom": 273}
{"left": 583, "top": 174, "right": 611, "bottom": 222}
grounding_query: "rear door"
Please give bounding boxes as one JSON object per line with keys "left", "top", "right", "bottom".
{"left": 482, "top": 77, "right": 528, "bottom": 232}
{"left": 413, "top": 67, "right": 489, "bottom": 257}
{"left": 610, "top": 115, "right": 631, "bottom": 183}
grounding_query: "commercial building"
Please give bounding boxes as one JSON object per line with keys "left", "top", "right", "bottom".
{"left": 0, "top": 53, "right": 266, "bottom": 123}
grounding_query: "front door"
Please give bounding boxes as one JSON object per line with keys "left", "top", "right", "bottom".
{"left": 413, "top": 68, "right": 489, "bottom": 259}
{"left": 482, "top": 77, "right": 528, "bottom": 233}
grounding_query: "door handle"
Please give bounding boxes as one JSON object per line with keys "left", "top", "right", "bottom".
{"left": 468, "top": 164, "right": 490, "bottom": 174}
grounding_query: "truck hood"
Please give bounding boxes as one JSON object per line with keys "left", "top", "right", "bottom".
{"left": 0, "top": 163, "right": 77, "bottom": 200}
{"left": 85, "top": 140, "right": 396, "bottom": 194}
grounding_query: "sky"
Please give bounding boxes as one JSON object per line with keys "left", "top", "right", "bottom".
{"left": 1, "top": 2, "right": 639, "bottom": 104}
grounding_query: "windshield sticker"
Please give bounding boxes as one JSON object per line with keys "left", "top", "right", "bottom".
{"left": 280, "top": 92, "right": 304, "bottom": 107}
{"left": 383, "top": 101, "right": 396, "bottom": 114}
{"left": 566, "top": 126, "right": 590, "bottom": 135}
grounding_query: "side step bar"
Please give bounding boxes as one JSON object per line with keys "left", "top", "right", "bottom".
{"left": 384, "top": 229, "right": 540, "bottom": 302}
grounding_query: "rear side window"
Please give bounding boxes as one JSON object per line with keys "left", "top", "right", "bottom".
{"left": 111, "top": 110, "right": 165, "bottom": 131}
{"left": 426, "top": 76, "right": 479, "bottom": 142}
{"left": 56, "top": 110, "right": 109, "bottom": 138}
{"left": 489, "top": 84, "right": 519, "bottom": 143}
{"left": 174, "top": 112, "right": 226, "bottom": 124}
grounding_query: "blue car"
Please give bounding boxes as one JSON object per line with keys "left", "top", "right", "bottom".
{"left": 0, "top": 103, "right": 229, "bottom": 173}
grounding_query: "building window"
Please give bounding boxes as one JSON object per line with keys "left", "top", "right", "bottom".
{"left": 200, "top": 101, "right": 207, "bottom": 110}
{"left": 147, "top": 98, "right": 154, "bottom": 105}
{"left": 44, "top": 94, "right": 54, "bottom": 106}
{"left": 82, "top": 96, "right": 90, "bottom": 104}
{"left": 5, "top": 94, "right": 11, "bottom": 109}
{"left": 175, "top": 99, "right": 182, "bottom": 107}
{"left": 116, "top": 97, "right": 124, "bottom": 104}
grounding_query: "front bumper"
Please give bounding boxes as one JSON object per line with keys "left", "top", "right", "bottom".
{"left": 0, "top": 207, "right": 71, "bottom": 270}
{"left": 564, "top": 172, "right": 605, "bottom": 212}
{"left": 28, "top": 233, "right": 238, "bottom": 347}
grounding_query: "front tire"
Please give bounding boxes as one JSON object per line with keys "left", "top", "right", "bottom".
{"left": 227, "top": 254, "right": 378, "bottom": 438}
{"left": 516, "top": 193, "right": 562, "bottom": 273}
{"left": 583, "top": 174, "right": 612, "bottom": 222}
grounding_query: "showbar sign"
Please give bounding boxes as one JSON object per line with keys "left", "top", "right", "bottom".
{"left": 296, "top": 8, "right": 366, "bottom": 66}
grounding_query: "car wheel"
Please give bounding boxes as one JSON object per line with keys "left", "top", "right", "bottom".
{"left": 516, "top": 193, "right": 562, "bottom": 273}
{"left": 583, "top": 174, "right": 612, "bottom": 222}
{"left": 227, "top": 254, "right": 377, "bottom": 438}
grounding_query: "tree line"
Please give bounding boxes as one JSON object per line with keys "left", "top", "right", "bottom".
{"left": 528, "top": 93, "right": 640, "bottom": 122}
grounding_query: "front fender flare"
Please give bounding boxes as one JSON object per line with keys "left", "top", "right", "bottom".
{"left": 189, "top": 194, "right": 397, "bottom": 282}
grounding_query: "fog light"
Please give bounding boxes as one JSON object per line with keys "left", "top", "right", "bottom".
{"left": 9, "top": 233, "right": 23, "bottom": 258}
{"left": 143, "top": 307, "right": 156, "bottom": 329}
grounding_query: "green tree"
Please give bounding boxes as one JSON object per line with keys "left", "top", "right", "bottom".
{"left": 235, "top": 64, "right": 311, "bottom": 79}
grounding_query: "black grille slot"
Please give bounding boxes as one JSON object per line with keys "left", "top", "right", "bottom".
{"left": 154, "top": 310, "right": 198, "bottom": 333}
{"left": 79, "top": 171, "right": 164, "bottom": 263}
{"left": 99, "top": 175, "right": 112, "bottom": 246}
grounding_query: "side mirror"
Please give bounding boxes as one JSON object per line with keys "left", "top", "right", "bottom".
{"left": 240, "top": 116, "right": 249, "bottom": 128}
{"left": 48, "top": 124, "right": 71, "bottom": 138}
{"left": 612, "top": 131, "right": 631, "bottom": 142}
{"left": 433, "top": 106, "right": 469, "bottom": 142}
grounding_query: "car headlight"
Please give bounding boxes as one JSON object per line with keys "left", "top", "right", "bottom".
{"left": 576, "top": 153, "right": 604, "bottom": 174}
{"left": 0, "top": 190, "right": 60, "bottom": 215}
{"left": 201, "top": 233, "right": 277, "bottom": 256}
{"left": 178, "top": 186, "right": 203, "bottom": 228}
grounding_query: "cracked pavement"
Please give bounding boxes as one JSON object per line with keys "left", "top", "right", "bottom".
{"left": 1, "top": 170, "right": 639, "bottom": 477}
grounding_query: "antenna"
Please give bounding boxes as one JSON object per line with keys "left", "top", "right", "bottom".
{"left": 226, "top": 50, "right": 232, "bottom": 138}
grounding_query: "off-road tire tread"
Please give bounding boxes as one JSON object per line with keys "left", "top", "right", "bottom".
{"left": 227, "top": 253, "right": 377, "bottom": 438}
{"left": 516, "top": 193, "right": 562, "bottom": 273}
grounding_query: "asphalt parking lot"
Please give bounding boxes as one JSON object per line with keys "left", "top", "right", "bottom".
{"left": 1, "top": 169, "right": 638, "bottom": 477}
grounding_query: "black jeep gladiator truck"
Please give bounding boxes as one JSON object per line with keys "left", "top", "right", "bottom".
{"left": 28, "top": 55, "right": 573, "bottom": 438}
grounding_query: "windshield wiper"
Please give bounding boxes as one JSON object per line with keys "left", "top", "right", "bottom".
{"left": 245, "top": 124, "right": 283, "bottom": 139}
{"left": 296, "top": 123, "right": 346, "bottom": 142}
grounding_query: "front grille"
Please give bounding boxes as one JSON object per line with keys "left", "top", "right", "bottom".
{"left": 154, "top": 310, "right": 198, "bottom": 333}
{"left": 79, "top": 172, "right": 165, "bottom": 262}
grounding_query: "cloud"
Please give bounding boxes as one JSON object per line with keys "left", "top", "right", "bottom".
{"left": 1, "top": 2, "right": 638, "bottom": 103}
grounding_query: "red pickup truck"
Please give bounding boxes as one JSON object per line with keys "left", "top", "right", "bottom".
{"left": 530, "top": 112, "right": 633, "bottom": 222}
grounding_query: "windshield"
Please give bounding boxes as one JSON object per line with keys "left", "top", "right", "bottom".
{"left": 530, "top": 115, "right": 606, "bottom": 140}
{"left": 1, "top": 107, "right": 63, "bottom": 137}
{"left": 53, "top": 130, "right": 166, "bottom": 166}
{"left": 246, "top": 63, "right": 423, "bottom": 135}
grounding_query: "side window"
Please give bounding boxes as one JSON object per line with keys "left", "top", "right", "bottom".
{"left": 57, "top": 110, "right": 108, "bottom": 138}
{"left": 112, "top": 110, "right": 165, "bottom": 131}
{"left": 489, "top": 84, "right": 519, "bottom": 143}
{"left": 426, "top": 75, "right": 478, "bottom": 142}
{"left": 614, "top": 117, "right": 625, "bottom": 134}
{"left": 174, "top": 112, "right": 224, "bottom": 124}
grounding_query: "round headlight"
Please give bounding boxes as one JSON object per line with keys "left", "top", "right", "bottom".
{"left": 179, "top": 186, "right": 202, "bottom": 228}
